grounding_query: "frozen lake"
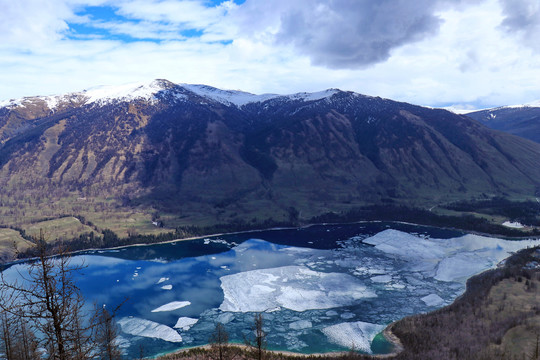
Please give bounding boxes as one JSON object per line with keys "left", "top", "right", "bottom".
{"left": 3, "top": 222, "right": 539, "bottom": 358}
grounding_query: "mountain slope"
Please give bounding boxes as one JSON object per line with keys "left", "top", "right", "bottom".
{"left": 467, "top": 101, "right": 540, "bottom": 143}
{"left": 1, "top": 80, "right": 540, "bottom": 232}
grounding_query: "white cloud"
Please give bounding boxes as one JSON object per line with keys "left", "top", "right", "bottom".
{"left": 499, "top": 0, "right": 540, "bottom": 51}
{"left": 0, "top": 0, "right": 71, "bottom": 47}
{"left": 0, "top": 0, "right": 540, "bottom": 110}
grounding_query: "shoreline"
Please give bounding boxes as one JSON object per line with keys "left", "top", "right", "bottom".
{"left": 4, "top": 222, "right": 537, "bottom": 358}
{"left": 153, "top": 323, "right": 405, "bottom": 359}
{"left": 3, "top": 218, "right": 538, "bottom": 267}
{"left": 70, "top": 218, "right": 540, "bottom": 254}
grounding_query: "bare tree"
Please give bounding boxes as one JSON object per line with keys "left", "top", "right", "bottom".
{"left": 0, "top": 310, "right": 14, "bottom": 360}
{"left": 0, "top": 308, "right": 40, "bottom": 360}
{"left": 245, "top": 313, "right": 266, "bottom": 360}
{"left": 209, "top": 322, "right": 235, "bottom": 360}
{"left": 0, "top": 231, "right": 95, "bottom": 360}
{"left": 94, "top": 305, "right": 122, "bottom": 360}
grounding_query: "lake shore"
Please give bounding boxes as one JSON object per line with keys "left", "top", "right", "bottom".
{"left": 153, "top": 246, "right": 539, "bottom": 360}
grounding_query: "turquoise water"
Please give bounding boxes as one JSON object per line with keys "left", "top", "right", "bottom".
{"left": 4, "top": 222, "right": 534, "bottom": 359}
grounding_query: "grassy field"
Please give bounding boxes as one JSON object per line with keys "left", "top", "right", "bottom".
{"left": 82, "top": 209, "right": 171, "bottom": 238}
{"left": 0, "top": 228, "right": 34, "bottom": 262}
{"left": 20, "top": 216, "right": 97, "bottom": 242}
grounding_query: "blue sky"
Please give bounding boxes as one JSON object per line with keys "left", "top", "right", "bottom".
{"left": 1, "top": 0, "right": 540, "bottom": 110}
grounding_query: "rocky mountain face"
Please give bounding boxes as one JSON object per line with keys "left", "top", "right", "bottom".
{"left": 1, "top": 79, "right": 540, "bottom": 227}
{"left": 467, "top": 102, "right": 540, "bottom": 143}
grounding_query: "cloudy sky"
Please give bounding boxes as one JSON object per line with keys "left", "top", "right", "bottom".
{"left": 1, "top": 0, "right": 540, "bottom": 109}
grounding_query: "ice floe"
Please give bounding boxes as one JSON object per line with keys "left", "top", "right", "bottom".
{"left": 322, "top": 321, "right": 385, "bottom": 353}
{"left": 174, "top": 317, "right": 199, "bottom": 331}
{"left": 289, "top": 320, "right": 312, "bottom": 330}
{"left": 161, "top": 285, "right": 173, "bottom": 290}
{"left": 118, "top": 317, "right": 182, "bottom": 342}
{"left": 217, "top": 312, "right": 235, "bottom": 324}
{"left": 421, "top": 294, "right": 445, "bottom": 307}
{"left": 151, "top": 301, "right": 191, "bottom": 312}
{"left": 157, "top": 277, "right": 169, "bottom": 284}
{"left": 370, "top": 275, "right": 392, "bottom": 283}
{"left": 340, "top": 312, "right": 355, "bottom": 319}
{"left": 219, "top": 265, "right": 375, "bottom": 312}
{"left": 363, "top": 229, "right": 540, "bottom": 283}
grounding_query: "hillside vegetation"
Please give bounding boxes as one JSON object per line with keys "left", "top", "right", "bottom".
{"left": 1, "top": 80, "right": 540, "bottom": 259}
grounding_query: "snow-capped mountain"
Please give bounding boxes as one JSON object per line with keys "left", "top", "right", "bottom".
{"left": 467, "top": 99, "right": 540, "bottom": 143}
{"left": 0, "top": 79, "right": 340, "bottom": 111}
{"left": 1, "top": 79, "right": 540, "bottom": 230}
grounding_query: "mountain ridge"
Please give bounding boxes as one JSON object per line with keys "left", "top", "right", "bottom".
{"left": 1, "top": 79, "right": 539, "bottom": 238}
{"left": 0, "top": 79, "right": 346, "bottom": 111}
{"left": 467, "top": 102, "right": 540, "bottom": 144}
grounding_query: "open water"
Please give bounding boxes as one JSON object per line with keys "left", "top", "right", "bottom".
{"left": 3, "top": 222, "right": 539, "bottom": 358}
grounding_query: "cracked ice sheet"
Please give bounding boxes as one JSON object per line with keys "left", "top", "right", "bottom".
{"left": 322, "top": 321, "right": 385, "bottom": 353}
{"left": 363, "top": 229, "right": 540, "bottom": 283}
{"left": 118, "top": 317, "right": 182, "bottom": 342}
{"left": 219, "top": 265, "right": 375, "bottom": 312}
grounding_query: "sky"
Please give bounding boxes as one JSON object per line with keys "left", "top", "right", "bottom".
{"left": 1, "top": 0, "right": 540, "bottom": 109}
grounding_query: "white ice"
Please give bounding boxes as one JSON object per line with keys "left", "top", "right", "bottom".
{"left": 118, "top": 317, "right": 182, "bottom": 343}
{"left": 217, "top": 312, "right": 235, "bottom": 324}
{"left": 219, "top": 265, "right": 375, "bottom": 312}
{"left": 161, "top": 285, "right": 173, "bottom": 290}
{"left": 502, "top": 221, "right": 524, "bottom": 229}
{"left": 370, "top": 275, "right": 392, "bottom": 283}
{"left": 421, "top": 294, "right": 445, "bottom": 307}
{"left": 363, "top": 229, "right": 540, "bottom": 283}
{"left": 289, "top": 320, "right": 312, "bottom": 330}
{"left": 151, "top": 301, "right": 191, "bottom": 312}
{"left": 174, "top": 317, "right": 199, "bottom": 331}
{"left": 322, "top": 321, "right": 385, "bottom": 353}
{"left": 157, "top": 277, "right": 169, "bottom": 284}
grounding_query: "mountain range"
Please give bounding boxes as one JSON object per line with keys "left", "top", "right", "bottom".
{"left": 1, "top": 79, "right": 539, "bottom": 236}
{"left": 466, "top": 101, "right": 540, "bottom": 144}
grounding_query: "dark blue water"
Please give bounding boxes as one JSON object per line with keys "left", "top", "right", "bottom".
{"left": 6, "top": 222, "right": 526, "bottom": 359}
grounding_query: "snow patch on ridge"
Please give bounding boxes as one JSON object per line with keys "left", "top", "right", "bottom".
{"left": 506, "top": 99, "right": 540, "bottom": 109}
{"left": 180, "top": 84, "right": 338, "bottom": 107}
{"left": 181, "top": 84, "right": 279, "bottom": 106}
{"left": 1, "top": 80, "right": 339, "bottom": 109}
{"left": 83, "top": 80, "right": 167, "bottom": 105}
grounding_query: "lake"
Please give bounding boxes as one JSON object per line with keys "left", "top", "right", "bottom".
{"left": 2, "top": 222, "right": 539, "bottom": 358}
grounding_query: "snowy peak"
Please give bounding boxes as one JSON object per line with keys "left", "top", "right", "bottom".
{"left": 179, "top": 84, "right": 279, "bottom": 107}
{"left": 179, "top": 84, "right": 339, "bottom": 107}
{"left": 0, "top": 79, "right": 177, "bottom": 111}
{"left": 82, "top": 79, "right": 176, "bottom": 105}
{"left": 505, "top": 99, "right": 540, "bottom": 109}
{"left": 0, "top": 80, "right": 343, "bottom": 111}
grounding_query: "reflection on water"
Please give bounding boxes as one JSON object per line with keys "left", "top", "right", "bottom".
{"left": 3, "top": 222, "right": 536, "bottom": 358}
